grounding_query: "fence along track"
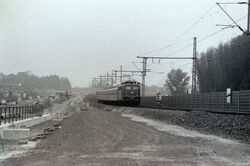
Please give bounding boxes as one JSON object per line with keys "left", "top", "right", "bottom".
{"left": 139, "top": 90, "right": 250, "bottom": 115}
{"left": 0, "top": 105, "right": 43, "bottom": 125}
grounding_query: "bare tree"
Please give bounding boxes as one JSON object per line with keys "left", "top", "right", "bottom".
{"left": 164, "top": 69, "right": 190, "bottom": 96}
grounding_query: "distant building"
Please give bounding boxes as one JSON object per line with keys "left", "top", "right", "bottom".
{"left": 55, "top": 90, "right": 70, "bottom": 101}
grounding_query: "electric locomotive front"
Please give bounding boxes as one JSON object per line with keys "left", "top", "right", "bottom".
{"left": 120, "top": 81, "right": 140, "bottom": 105}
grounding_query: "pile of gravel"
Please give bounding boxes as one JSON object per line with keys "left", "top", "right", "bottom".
{"left": 131, "top": 108, "right": 250, "bottom": 144}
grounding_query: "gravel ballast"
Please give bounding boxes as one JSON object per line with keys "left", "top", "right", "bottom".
{"left": 85, "top": 94, "right": 250, "bottom": 144}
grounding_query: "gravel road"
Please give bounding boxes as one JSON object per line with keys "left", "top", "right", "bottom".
{"left": 3, "top": 98, "right": 250, "bottom": 166}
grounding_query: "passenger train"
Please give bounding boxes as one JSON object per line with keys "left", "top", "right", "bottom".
{"left": 96, "top": 80, "right": 140, "bottom": 105}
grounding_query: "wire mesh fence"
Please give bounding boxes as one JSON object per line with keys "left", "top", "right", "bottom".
{"left": 140, "top": 90, "right": 250, "bottom": 113}
{"left": 0, "top": 105, "right": 43, "bottom": 125}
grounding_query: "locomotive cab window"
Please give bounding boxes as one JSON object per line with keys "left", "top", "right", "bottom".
{"left": 125, "top": 86, "right": 131, "bottom": 90}
{"left": 133, "top": 86, "right": 139, "bottom": 90}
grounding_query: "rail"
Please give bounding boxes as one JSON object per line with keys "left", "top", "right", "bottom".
{"left": 0, "top": 105, "right": 43, "bottom": 125}
{"left": 140, "top": 90, "right": 250, "bottom": 114}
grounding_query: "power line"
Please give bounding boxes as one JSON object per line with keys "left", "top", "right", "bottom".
{"left": 197, "top": 15, "right": 247, "bottom": 43}
{"left": 216, "top": 3, "right": 246, "bottom": 34}
{"left": 174, "top": 4, "right": 217, "bottom": 42}
{"left": 161, "top": 28, "right": 227, "bottom": 58}
{"left": 139, "top": 38, "right": 193, "bottom": 57}
{"left": 137, "top": 4, "right": 218, "bottom": 57}
{"left": 140, "top": 16, "right": 247, "bottom": 85}
{"left": 139, "top": 9, "right": 246, "bottom": 59}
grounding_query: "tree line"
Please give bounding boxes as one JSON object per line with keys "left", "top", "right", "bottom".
{"left": 164, "top": 34, "right": 250, "bottom": 95}
{"left": 0, "top": 71, "right": 71, "bottom": 91}
{"left": 197, "top": 34, "right": 250, "bottom": 93}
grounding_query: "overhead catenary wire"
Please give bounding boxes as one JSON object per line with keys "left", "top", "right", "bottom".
{"left": 104, "top": 3, "right": 247, "bottom": 86}
{"left": 173, "top": 4, "right": 217, "bottom": 42}
{"left": 137, "top": 3, "right": 228, "bottom": 58}
{"left": 216, "top": 3, "right": 246, "bottom": 34}
{"left": 146, "top": 18, "right": 247, "bottom": 81}
{"left": 132, "top": 2, "right": 241, "bottom": 76}
{"left": 165, "top": 14, "right": 247, "bottom": 58}
{"left": 139, "top": 38, "right": 193, "bottom": 57}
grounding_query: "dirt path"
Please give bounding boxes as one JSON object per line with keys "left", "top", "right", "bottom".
{"left": 3, "top": 105, "right": 250, "bottom": 166}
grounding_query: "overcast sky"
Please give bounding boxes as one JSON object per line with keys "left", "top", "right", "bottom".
{"left": 0, "top": 0, "right": 248, "bottom": 87}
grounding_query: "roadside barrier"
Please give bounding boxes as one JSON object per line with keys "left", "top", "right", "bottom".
{"left": 140, "top": 90, "right": 250, "bottom": 114}
{"left": 0, "top": 105, "right": 43, "bottom": 125}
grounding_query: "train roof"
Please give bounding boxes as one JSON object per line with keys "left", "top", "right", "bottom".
{"left": 97, "top": 80, "right": 140, "bottom": 92}
{"left": 121, "top": 80, "right": 141, "bottom": 85}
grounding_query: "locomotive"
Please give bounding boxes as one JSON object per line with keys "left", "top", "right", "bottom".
{"left": 96, "top": 80, "right": 140, "bottom": 105}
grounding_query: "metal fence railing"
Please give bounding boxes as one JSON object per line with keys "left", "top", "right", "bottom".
{"left": 0, "top": 105, "right": 43, "bottom": 125}
{"left": 140, "top": 90, "right": 250, "bottom": 113}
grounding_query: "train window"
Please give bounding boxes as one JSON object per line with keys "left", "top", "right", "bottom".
{"left": 125, "top": 86, "right": 131, "bottom": 90}
{"left": 133, "top": 86, "right": 138, "bottom": 90}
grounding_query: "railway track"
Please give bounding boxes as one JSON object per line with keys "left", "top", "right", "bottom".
{"left": 148, "top": 101, "right": 250, "bottom": 115}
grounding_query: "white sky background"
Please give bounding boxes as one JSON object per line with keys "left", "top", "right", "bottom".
{"left": 0, "top": 0, "right": 248, "bottom": 87}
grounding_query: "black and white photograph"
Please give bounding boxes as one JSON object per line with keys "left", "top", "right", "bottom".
{"left": 0, "top": 0, "right": 250, "bottom": 165}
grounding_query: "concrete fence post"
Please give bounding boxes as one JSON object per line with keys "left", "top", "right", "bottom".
{"left": 18, "top": 107, "right": 21, "bottom": 121}
{"left": 24, "top": 106, "right": 26, "bottom": 119}
{"left": 4, "top": 107, "right": 7, "bottom": 124}
{"left": 12, "top": 107, "right": 15, "bottom": 122}
{"left": 21, "top": 107, "right": 23, "bottom": 120}
{"left": 15, "top": 107, "right": 17, "bottom": 121}
{"left": 32, "top": 106, "right": 34, "bottom": 118}
{"left": 28, "top": 106, "right": 29, "bottom": 118}
{"left": 8, "top": 107, "right": 10, "bottom": 123}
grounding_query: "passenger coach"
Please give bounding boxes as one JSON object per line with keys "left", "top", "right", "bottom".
{"left": 96, "top": 81, "right": 140, "bottom": 105}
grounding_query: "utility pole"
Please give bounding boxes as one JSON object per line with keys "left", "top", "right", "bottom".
{"left": 106, "top": 72, "right": 109, "bottom": 87}
{"left": 94, "top": 78, "right": 97, "bottom": 87}
{"left": 111, "top": 70, "right": 114, "bottom": 86}
{"left": 137, "top": 55, "right": 196, "bottom": 96}
{"left": 216, "top": 2, "right": 250, "bottom": 35}
{"left": 192, "top": 37, "right": 197, "bottom": 93}
{"left": 99, "top": 74, "right": 115, "bottom": 87}
{"left": 100, "top": 75, "right": 107, "bottom": 87}
{"left": 142, "top": 57, "right": 147, "bottom": 96}
{"left": 114, "top": 70, "right": 117, "bottom": 84}
{"left": 100, "top": 76, "right": 103, "bottom": 87}
{"left": 91, "top": 78, "right": 98, "bottom": 87}
{"left": 113, "top": 68, "right": 144, "bottom": 85}
{"left": 120, "top": 66, "right": 123, "bottom": 83}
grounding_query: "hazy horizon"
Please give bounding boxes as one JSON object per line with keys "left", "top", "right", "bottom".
{"left": 0, "top": 0, "right": 247, "bottom": 87}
